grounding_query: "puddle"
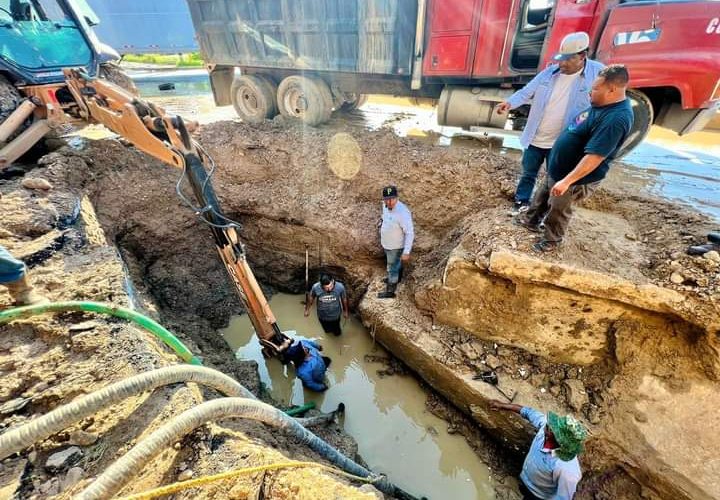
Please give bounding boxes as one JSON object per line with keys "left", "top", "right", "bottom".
{"left": 131, "top": 69, "right": 720, "bottom": 222}
{"left": 221, "top": 293, "right": 495, "bottom": 500}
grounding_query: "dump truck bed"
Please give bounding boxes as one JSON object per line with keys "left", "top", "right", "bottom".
{"left": 186, "top": 0, "right": 418, "bottom": 76}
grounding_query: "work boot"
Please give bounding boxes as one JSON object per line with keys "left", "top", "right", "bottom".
{"left": 4, "top": 275, "right": 49, "bottom": 306}
{"left": 377, "top": 282, "right": 397, "bottom": 299}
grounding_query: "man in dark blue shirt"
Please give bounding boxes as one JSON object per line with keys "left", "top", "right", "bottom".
{"left": 517, "top": 65, "right": 634, "bottom": 252}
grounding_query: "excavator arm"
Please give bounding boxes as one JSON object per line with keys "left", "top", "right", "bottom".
{"left": 60, "top": 69, "right": 289, "bottom": 356}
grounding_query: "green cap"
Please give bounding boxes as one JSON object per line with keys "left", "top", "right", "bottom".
{"left": 548, "top": 412, "right": 587, "bottom": 461}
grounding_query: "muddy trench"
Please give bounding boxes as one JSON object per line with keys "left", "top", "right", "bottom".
{"left": 4, "top": 116, "right": 719, "bottom": 499}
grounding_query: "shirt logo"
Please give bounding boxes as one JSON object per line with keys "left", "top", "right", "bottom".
{"left": 569, "top": 111, "right": 589, "bottom": 131}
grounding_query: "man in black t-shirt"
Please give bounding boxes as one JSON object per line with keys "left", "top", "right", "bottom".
{"left": 517, "top": 65, "right": 634, "bottom": 253}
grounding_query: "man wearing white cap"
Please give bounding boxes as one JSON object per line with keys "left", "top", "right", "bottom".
{"left": 497, "top": 32, "right": 605, "bottom": 212}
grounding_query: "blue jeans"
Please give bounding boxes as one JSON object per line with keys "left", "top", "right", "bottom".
{"left": 515, "top": 145, "right": 551, "bottom": 203}
{"left": 0, "top": 245, "right": 25, "bottom": 284}
{"left": 384, "top": 248, "right": 403, "bottom": 285}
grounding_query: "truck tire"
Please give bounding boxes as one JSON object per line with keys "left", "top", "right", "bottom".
{"left": 231, "top": 75, "right": 278, "bottom": 124}
{"left": 616, "top": 89, "right": 653, "bottom": 159}
{"left": 339, "top": 93, "right": 368, "bottom": 112}
{"left": 99, "top": 63, "right": 138, "bottom": 95}
{"left": 277, "top": 76, "right": 332, "bottom": 126}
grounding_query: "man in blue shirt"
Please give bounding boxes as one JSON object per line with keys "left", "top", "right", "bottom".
{"left": 497, "top": 32, "right": 604, "bottom": 212}
{"left": 304, "top": 274, "right": 349, "bottom": 336}
{"left": 286, "top": 339, "right": 331, "bottom": 392}
{"left": 490, "top": 400, "right": 587, "bottom": 500}
{"left": 517, "top": 65, "right": 634, "bottom": 252}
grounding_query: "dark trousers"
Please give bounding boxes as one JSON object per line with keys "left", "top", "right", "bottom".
{"left": 518, "top": 481, "right": 542, "bottom": 500}
{"left": 516, "top": 145, "right": 551, "bottom": 203}
{"left": 525, "top": 176, "right": 601, "bottom": 243}
{"left": 319, "top": 317, "right": 342, "bottom": 336}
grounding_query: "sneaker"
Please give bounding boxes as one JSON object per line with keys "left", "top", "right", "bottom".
{"left": 513, "top": 216, "right": 542, "bottom": 233}
{"left": 532, "top": 240, "right": 560, "bottom": 253}
{"left": 512, "top": 201, "right": 529, "bottom": 215}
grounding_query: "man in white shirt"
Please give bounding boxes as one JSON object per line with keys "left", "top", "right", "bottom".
{"left": 497, "top": 32, "right": 605, "bottom": 212}
{"left": 378, "top": 186, "right": 414, "bottom": 299}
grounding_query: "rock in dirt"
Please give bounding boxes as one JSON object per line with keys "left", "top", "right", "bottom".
{"left": 69, "top": 430, "right": 98, "bottom": 446}
{"left": 45, "top": 446, "right": 82, "bottom": 471}
{"left": 563, "top": 379, "right": 589, "bottom": 412}
{"left": 68, "top": 321, "right": 99, "bottom": 332}
{"left": 39, "top": 478, "right": 60, "bottom": 496}
{"left": 485, "top": 354, "right": 502, "bottom": 370}
{"left": 21, "top": 177, "right": 53, "bottom": 190}
{"left": 177, "top": 469, "right": 194, "bottom": 481}
{"left": 670, "top": 272, "right": 684, "bottom": 285}
{"left": 704, "top": 250, "right": 720, "bottom": 263}
{"left": 61, "top": 467, "right": 84, "bottom": 491}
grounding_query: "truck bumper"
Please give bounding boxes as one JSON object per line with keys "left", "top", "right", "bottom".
{"left": 681, "top": 99, "right": 720, "bottom": 135}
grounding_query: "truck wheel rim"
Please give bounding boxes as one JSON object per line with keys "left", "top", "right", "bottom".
{"left": 284, "top": 88, "right": 308, "bottom": 117}
{"left": 236, "top": 86, "right": 260, "bottom": 117}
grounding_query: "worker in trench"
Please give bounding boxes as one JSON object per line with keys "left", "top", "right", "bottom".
{"left": 0, "top": 245, "right": 48, "bottom": 307}
{"left": 497, "top": 32, "right": 605, "bottom": 214}
{"left": 378, "top": 185, "right": 414, "bottom": 299}
{"left": 282, "top": 338, "right": 332, "bottom": 392}
{"left": 515, "top": 65, "right": 634, "bottom": 252}
{"left": 489, "top": 400, "right": 587, "bottom": 500}
{"left": 304, "top": 273, "right": 349, "bottom": 336}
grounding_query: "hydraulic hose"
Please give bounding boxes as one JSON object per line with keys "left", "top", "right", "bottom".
{"left": 0, "top": 365, "right": 254, "bottom": 460}
{"left": 0, "top": 301, "right": 201, "bottom": 365}
{"left": 78, "top": 398, "right": 415, "bottom": 500}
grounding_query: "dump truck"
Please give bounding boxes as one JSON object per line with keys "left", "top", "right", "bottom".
{"left": 192, "top": 0, "right": 720, "bottom": 155}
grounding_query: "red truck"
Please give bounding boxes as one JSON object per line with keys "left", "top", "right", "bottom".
{"left": 189, "top": 0, "right": 720, "bottom": 155}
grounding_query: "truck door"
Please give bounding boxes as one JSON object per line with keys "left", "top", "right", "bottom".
{"left": 423, "top": 0, "right": 481, "bottom": 76}
{"left": 537, "top": 0, "right": 600, "bottom": 68}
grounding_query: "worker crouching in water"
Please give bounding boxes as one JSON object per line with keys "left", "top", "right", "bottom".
{"left": 490, "top": 400, "right": 587, "bottom": 500}
{"left": 1, "top": 245, "right": 48, "bottom": 307}
{"left": 286, "top": 339, "right": 332, "bottom": 392}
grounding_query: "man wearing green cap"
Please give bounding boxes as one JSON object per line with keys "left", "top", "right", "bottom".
{"left": 490, "top": 400, "right": 587, "bottom": 499}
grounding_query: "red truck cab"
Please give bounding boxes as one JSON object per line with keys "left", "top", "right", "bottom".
{"left": 425, "top": 0, "right": 720, "bottom": 151}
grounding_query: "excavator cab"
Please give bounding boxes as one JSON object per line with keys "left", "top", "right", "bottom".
{"left": 0, "top": 0, "right": 116, "bottom": 86}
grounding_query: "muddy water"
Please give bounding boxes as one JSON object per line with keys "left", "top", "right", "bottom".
{"left": 131, "top": 69, "right": 720, "bottom": 221}
{"left": 220, "top": 293, "right": 495, "bottom": 500}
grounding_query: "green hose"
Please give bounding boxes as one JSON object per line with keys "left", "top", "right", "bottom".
{"left": 284, "top": 402, "right": 316, "bottom": 417}
{"left": 0, "top": 301, "right": 201, "bottom": 365}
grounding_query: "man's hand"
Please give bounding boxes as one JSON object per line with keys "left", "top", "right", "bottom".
{"left": 343, "top": 310, "right": 349, "bottom": 319}
{"left": 303, "top": 309, "right": 310, "bottom": 317}
{"left": 489, "top": 399, "right": 506, "bottom": 411}
{"left": 551, "top": 179, "right": 572, "bottom": 197}
{"left": 401, "top": 253, "right": 411, "bottom": 263}
{"left": 496, "top": 102, "right": 511, "bottom": 115}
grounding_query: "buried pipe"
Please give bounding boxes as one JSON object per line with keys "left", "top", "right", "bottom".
{"left": 0, "top": 301, "right": 201, "bottom": 365}
{"left": 0, "top": 365, "right": 253, "bottom": 460}
{"left": 78, "top": 398, "right": 420, "bottom": 500}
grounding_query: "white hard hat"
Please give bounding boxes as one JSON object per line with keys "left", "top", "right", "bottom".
{"left": 553, "top": 32, "right": 590, "bottom": 61}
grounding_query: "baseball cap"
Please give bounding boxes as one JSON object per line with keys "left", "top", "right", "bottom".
{"left": 553, "top": 32, "right": 590, "bottom": 61}
{"left": 382, "top": 186, "right": 398, "bottom": 199}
